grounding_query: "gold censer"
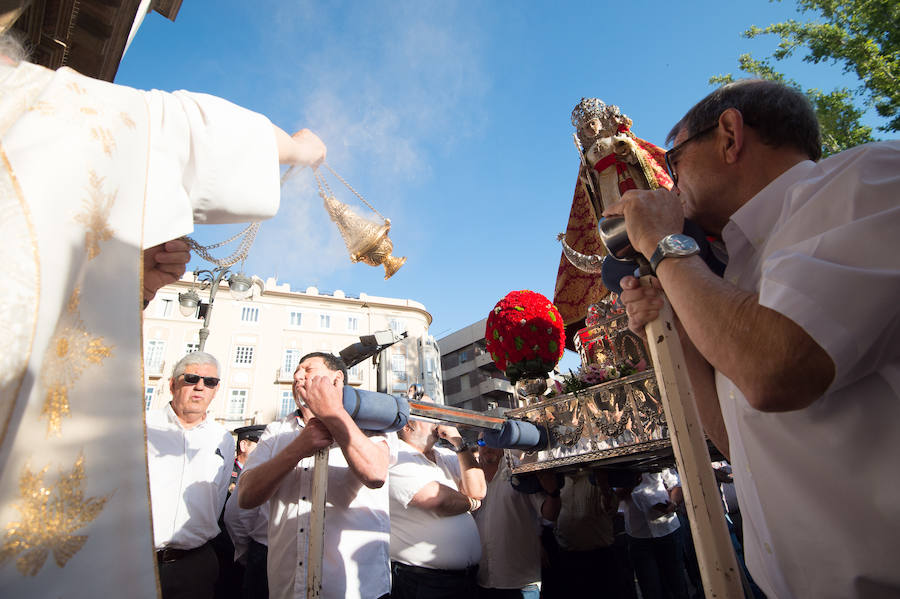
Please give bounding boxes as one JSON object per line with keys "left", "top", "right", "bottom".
{"left": 315, "top": 164, "right": 406, "bottom": 280}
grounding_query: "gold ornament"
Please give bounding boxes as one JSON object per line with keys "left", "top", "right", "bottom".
{"left": 0, "top": 455, "right": 111, "bottom": 576}
{"left": 315, "top": 163, "right": 406, "bottom": 280}
{"left": 74, "top": 171, "right": 115, "bottom": 261}
{"left": 40, "top": 288, "right": 113, "bottom": 436}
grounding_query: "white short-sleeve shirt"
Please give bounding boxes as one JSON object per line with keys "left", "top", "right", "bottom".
{"left": 388, "top": 441, "right": 481, "bottom": 570}
{"left": 242, "top": 413, "right": 395, "bottom": 599}
{"left": 717, "top": 141, "right": 900, "bottom": 599}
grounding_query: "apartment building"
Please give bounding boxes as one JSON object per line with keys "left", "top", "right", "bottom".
{"left": 144, "top": 274, "right": 443, "bottom": 430}
{"left": 437, "top": 318, "right": 514, "bottom": 412}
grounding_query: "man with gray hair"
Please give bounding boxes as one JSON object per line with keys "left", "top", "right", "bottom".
{"left": 611, "top": 79, "right": 900, "bottom": 598}
{"left": 147, "top": 352, "right": 234, "bottom": 599}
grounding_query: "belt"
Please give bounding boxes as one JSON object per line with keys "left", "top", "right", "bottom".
{"left": 156, "top": 542, "right": 208, "bottom": 564}
{"left": 391, "top": 561, "right": 478, "bottom": 578}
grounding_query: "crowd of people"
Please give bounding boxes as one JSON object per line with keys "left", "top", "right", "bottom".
{"left": 2, "top": 15, "right": 897, "bottom": 598}
{"left": 148, "top": 349, "right": 736, "bottom": 599}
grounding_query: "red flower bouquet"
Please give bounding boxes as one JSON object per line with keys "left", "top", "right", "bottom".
{"left": 485, "top": 290, "right": 566, "bottom": 383}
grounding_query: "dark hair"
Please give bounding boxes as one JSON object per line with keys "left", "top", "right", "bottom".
{"left": 299, "top": 352, "right": 349, "bottom": 382}
{"left": 667, "top": 79, "right": 821, "bottom": 161}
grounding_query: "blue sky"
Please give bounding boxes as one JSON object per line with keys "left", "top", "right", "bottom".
{"left": 117, "top": 0, "right": 883, "bottom": 372}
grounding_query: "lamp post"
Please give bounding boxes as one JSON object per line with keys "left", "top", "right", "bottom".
{"left": 178, "top": 267, "right": 255, "bottom": 351}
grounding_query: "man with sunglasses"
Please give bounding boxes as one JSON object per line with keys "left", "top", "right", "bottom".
{"left": 606, "top": 79, "right": 899, "bottom": 598}
{"left": 147, "top": 351, "right": 234, "bottom": 599}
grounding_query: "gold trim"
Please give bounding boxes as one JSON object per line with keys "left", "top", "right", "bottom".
{"left": 136, "top": 97, "right": 163, "bottom": 598}
{"left": 0, "top": 145, "right": 41, "bottom": 450}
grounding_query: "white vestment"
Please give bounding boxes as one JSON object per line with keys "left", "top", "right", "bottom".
{"left": 0, "top": 61, "right": 280, "bottom": 597}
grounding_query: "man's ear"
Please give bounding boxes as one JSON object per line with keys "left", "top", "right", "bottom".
{"left": 169, "top": 377, "right": 175, "bottom": 396}
{"left": 718, "top": 108, "right": 745, "bottom": 165}
{"left": 333, "top": 369, "right": 345, "bottom": 386}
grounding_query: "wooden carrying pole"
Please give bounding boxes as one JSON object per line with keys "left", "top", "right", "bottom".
{"left": 641, "top": 276, "right": 744, "bottom": 598}
{"left": 306, "top": 448, "right": 330, "bottom": 599}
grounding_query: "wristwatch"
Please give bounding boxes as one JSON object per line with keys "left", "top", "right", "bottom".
{"left": 649, "top": 234, "right": 700, "bottom": 273}
{"left": 451, "top": 442, "right": 472, "bottom": 454}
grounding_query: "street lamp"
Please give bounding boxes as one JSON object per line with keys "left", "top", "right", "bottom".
{"left": 178, "top": 267, "right": 259, "bottom": 351}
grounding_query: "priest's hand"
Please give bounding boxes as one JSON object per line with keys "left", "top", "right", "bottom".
{"left": 274, "top": 126, "right": 327, "bottom": 167}
{"left": 143, "top": 239, "right": 190, "bottom": 305}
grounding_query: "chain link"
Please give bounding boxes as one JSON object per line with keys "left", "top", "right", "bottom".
{"left": 186, "top": 160, "right": 380, "bottom": 268}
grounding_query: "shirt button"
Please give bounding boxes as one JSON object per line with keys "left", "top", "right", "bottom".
{"left": 302, "top": 496, "right": 306, "bottom": 501}
{"left": 299, "top": 561, "right": 303, "bottom": 566}
{"left": 300, "top": 528, "right": 304, "bottom": 533}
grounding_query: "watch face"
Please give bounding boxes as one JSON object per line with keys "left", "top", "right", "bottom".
{"left": 662, "top": 234, "right": 699, "bottom": 257}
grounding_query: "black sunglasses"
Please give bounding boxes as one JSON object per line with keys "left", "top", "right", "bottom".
{"left": 664, "top": 124, "right": 718, "bottom": 186}
{"left": 182, "top": 373, "right": 220, "bottom": 387}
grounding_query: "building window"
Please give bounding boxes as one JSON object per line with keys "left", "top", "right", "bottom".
{"left": 283, "top": 349, "right": 303, "bottom": 374}
{"left": 348, "top": 364, "right": 362, "bottom": 382}
{"left": 289, "top": 311, "right": 303, "bottom": 327}
{"left": 184, "top": 342, "right": 199, "bottom": 355}
{"left": 347, "top": 316, "right": 358, "bottom": 332}
{"left": 444, "top": 377, "right": 462, "bottom": 395}
{"left": 228, "top": 389, "right": 247, "bottom": 417}
{"left": 145, "top": 339, "right": 166, "bottom": 373}
{"left": 278, "top": 389, "right": 294, "bottom": 419}
{"left": 241, "top": 306, "right": 259, "bottom": 322}
{"left": 145, "top": 386, "right": 155, "bottom": 411}
{"left": 391, "top": 354, "right": 407, "bottom": 384}
{"left": 425, "top": 356, "right": 435, "bottom": 374}
{"left": 459, "top": 348, "right": 472, "bottom": 364}
{"left": 319, "top": 314, "right": 331, "bottom": 329}
{"left": 234, "top": 345, "right": 254, "bottom": 365}
{"left": 389, "top": 318, "right": 405, "bottom": 335}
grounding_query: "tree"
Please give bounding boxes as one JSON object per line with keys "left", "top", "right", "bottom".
{"left": 712, "top": 0, "right": 899, "bottom": 156}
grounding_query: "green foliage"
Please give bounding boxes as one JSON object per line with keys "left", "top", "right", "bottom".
{"left": 713, "top": 0, "right": 899, "bottom": 156}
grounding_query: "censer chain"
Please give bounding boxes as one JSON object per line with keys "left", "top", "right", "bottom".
{"left": 315, "top": 162, "right": 385, "bottom": 221}
{"left": 184, "top": 222, "right": 260, "bottom": 268}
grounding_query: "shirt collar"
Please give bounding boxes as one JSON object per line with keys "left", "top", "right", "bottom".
{"left": 165, "top": 402, "right": 209, "bottom": 430}
{"left": 727, "top": 159, "right": 817, "bottom": 251}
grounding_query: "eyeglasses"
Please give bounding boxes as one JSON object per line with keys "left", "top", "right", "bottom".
{"left": 181, "top": 373, "right": 220, "bottom": 387}
{"left": 664, "top": 124, "right": 718, "bottom": 186}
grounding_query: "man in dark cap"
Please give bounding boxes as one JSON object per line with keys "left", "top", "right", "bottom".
{"left": 221, "top": 424, "right": 271, "bottom": 599}
{"left": 230, "top": 425, "right": 268, "bottom": 496}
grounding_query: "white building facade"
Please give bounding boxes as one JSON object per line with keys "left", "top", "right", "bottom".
{"left": 144, "top": 275, "right": 443, "bottom": 430}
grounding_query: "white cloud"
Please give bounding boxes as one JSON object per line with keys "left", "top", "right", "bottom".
{"left": 237, "top": 1, "right": 490, "bottom": 286}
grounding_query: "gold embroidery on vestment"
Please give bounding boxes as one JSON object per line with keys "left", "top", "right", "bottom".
{"left": 66, "top": 82, "right": 87, "bottom": 95}
{"left": 74, "top": 171, "right": 115, "bottom": 260}
{"left": 90, "top": 127, "right": 116, "bottom": 156}
{"left": 79, "top": 107, "right": 98, "bottom": 116}
{"left": 40, "top": 287, "right": 113, "bottom": 436}
{"left": 26, "top": 101, "right": 54, "bottom": 115}
{"left": 119, "top": 112, "right": 136, "bottom": 129}
{"left": 0, "top": 454, "right": 111, "bottom": 576}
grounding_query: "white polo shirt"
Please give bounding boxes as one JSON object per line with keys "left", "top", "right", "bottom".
{"left": 146, "top": 404, "right": 234, "bottom": 550}
{"left": 223, "top": 475, "right": 269, "bottom": 563}
{"left": 623, "top": 471, "right": 681, "bottom": 539}
{"left": 717, "top": 141, "right": 900, "bottom": 599}
{"left": 242, "top": 413, "right": 395, "bottom": 599}
{"left": 388, "top": 441, "right": 481, "bottom": 570}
